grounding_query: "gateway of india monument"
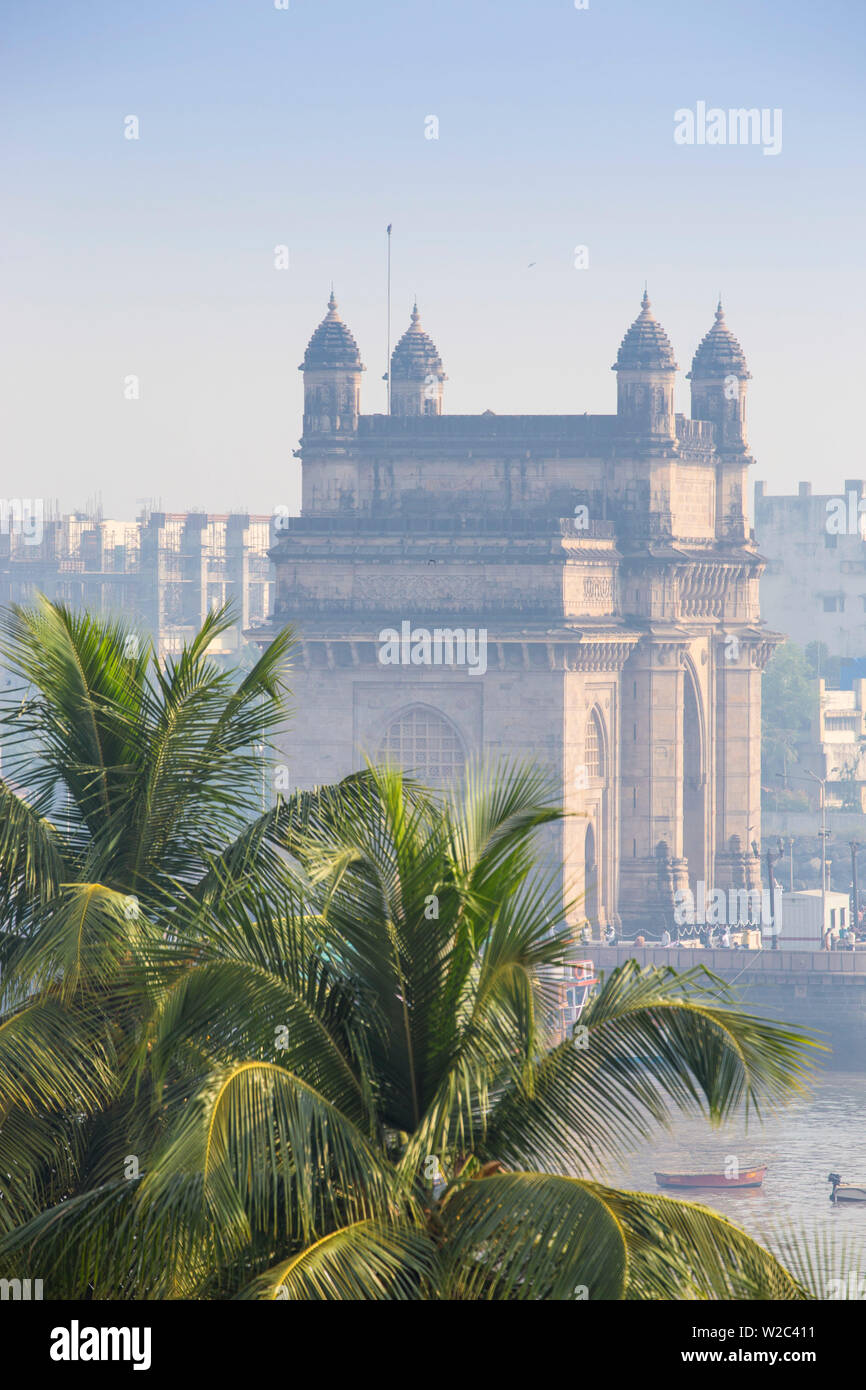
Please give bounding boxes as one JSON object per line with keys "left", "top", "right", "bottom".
{"left": 259, "top": 288, "right": 778, "bottom": 933}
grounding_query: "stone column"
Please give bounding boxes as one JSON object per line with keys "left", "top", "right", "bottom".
{"left": 226, "top": 514, "right": 250, "bottom": 641}
{"left": 182, "top": 513, "right": 208, "bottom": 633}
{"left": 713, "top": 634, "right": 775, "bottom": 891}
{"left": 619, "top": 636, "right": 690, "bottom": 929}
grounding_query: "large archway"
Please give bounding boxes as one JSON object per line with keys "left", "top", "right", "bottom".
{"left": 682, "top": 667, "right": 706, "bottom": 894}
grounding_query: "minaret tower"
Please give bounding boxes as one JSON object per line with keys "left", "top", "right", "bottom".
{"left": 299, "top": 291, "right": 365, "bottom": 436}
{"left": 688, "top": 300, "right": 752, "bottom": 541}
{"left": 389, "top": 303, "right": 447, "bottom": 416}
{"left": 687, "top": 298, "right": 751, "bottom": 453}
{"left": 612, "top": 289, "right": 678, "bottom": 438}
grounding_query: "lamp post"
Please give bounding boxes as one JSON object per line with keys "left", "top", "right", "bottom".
{"left": 764, "top": 838, "right": 783, "bottom": 949}
{"left": 850, "top": 840, "right": 861, "bottom": 950}
{"left": 813, "top": 773, "right": 830, "bottom": 948}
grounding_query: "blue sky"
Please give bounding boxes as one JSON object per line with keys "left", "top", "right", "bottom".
{"left": 2, "top": 0, "right": 864, "bottom": 516}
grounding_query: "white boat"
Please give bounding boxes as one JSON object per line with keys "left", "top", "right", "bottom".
{"left": 828, "top": 1172, "right": 866, "bottom": 1203}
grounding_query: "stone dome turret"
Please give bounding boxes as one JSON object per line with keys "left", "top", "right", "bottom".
{"left": 687, "top": 299, "right": 750, "bottom": 380}
{"left": 613, "top": 290, "right": 678, "bottom": 372}
{"left": 390, "top": 303, "right": 446, "bottom": 382}
{"left": 300, "top": 291, "right": 364, "bottom": 371}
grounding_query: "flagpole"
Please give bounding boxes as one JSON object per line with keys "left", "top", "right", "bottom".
{"left": 386, "top": 223, "right": 392, "bottom": 414}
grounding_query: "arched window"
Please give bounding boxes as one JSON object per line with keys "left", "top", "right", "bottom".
{"left": 380, "top": 705, "right": 466, "bottom": 782}
{"left": 585, "top": 708, "right": 605, "bottom": 781}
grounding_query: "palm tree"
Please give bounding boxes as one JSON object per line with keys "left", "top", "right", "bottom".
{"left": 0, "top": 599, "right": 825, "bottom": 1299}
{"left": 0, "top": 597, "right": 295, "bottom": 1242}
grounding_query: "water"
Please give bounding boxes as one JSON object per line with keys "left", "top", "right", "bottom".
{"left": 607, "top": 1069, "right": 866, "bottom": 1258}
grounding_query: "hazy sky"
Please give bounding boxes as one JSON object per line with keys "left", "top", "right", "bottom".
{"left": 2, "top": 0, "right": 864, "bottom": 519}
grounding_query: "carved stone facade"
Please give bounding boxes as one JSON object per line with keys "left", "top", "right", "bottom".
{"left": 258, "top": 293, "right": 779, "bottom": 931}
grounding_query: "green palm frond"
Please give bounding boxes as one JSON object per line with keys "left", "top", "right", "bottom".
{"left": 439, "top": 1172, "right": 631, "bottom": 1300}
{"left": 237, "top": 1220, "right": 435, "bottom": 1301}
{"left": 593, "top": 1184, "right": 806, "bottom": 1300}
{"left": 0, "top": 1180, "right": 213, "bottom": 1300}
{"left": 0, "top": 598, "right": 149, "bottom": 831}
{"left": 0, "top": 996, "right": 115, "bottom": 1233}
{"left": 760, "top": 1221, "right": 866, "bottom": 1300}
{"left": 0, "top": 780, "right": 65, "bottom": 926}
{"left": 9, "top": 883, "right": 159, "bottom": 1000}
{"left": 484, "top": 960, "right": 820, "bottom": 1173}
{"left": 129, "top": 612, "right": 295, "bottom": 883}
{"left": 146, "top": 955, "right": 372, "bottom": 1126}
{"left": 439, "top": 1173, "right": 805, "bottom": 1301}
{"left": 446, "top": 759, "right": 564, "bottom": 932}
{"left": 0, "top": 995, "right": 113, "bottom": 1111}
{"left": 141, "top": 1061, "right": 401, "bottom": 1253}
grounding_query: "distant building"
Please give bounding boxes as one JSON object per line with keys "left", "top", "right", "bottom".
{"left": 818, "top": 678, "right": 866, "bottom": 811}
{"left": 776, "top": 889, "right": 848, "bottom": 950}
{"left": 755, "top": 479, "right": 866, "bottom": 656}
{"left": 0, "top": 511, "right": 274, "bottom": 658}
{"left": 256, "top": 289, "right": 779, "bottom": 933}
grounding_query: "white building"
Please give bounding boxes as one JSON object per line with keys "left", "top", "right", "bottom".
{"left": 818, "top": 679, "right": 866, "bottom": 811}
{"left": 776, "top": 889, "right": 849, "bottom": 950}
{"left": 755, "top": 479, "right": 866, "bottom": 657}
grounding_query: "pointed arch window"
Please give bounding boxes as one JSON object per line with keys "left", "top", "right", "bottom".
{"left": 585, "top": 708, "right": 605, "bottom": 782}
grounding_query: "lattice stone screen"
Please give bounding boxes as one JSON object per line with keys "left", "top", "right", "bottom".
{"left": 380, "top": 705, "right": 466, "bottom": 782}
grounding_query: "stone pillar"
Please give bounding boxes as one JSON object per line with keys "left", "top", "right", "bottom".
{"left": 713, "top": 634, "right": 772, "bottom": 891}
{"left": 619, "top": 637, "right": 690, "bottom": 929}
{"left": 715, "top": 456, "right": 751, "bottom": 543}
{"left": 715, "top": 833, "right": 762, "bottom": 899}
{"left": 138, "top": 514, "right": 164, "bottom": 650}
{"left": 182, "top": 513, "right": 208, "bottom": 632}
{"left": 226, "top": 513, "right": 250, "bottom": 638}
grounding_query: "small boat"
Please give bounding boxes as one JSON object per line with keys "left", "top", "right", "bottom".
{"left": 655, "top": 1166, "right": 767, "bottom": 1190}
{"left": 561, "top": 960, "right": 599, "bottom": 1027}
{"left": 828, "top": 1172, "right": 866, "bottom": 1203}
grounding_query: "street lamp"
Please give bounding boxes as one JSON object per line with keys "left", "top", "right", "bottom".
{"left": 849, "top": 840, "right": 861, "bottom": 950}
{"left": 763, "top": 838, "right": 784, "bottom": 950}
{"left": 752, "top": 834, "right": 783, "bottom": 948}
